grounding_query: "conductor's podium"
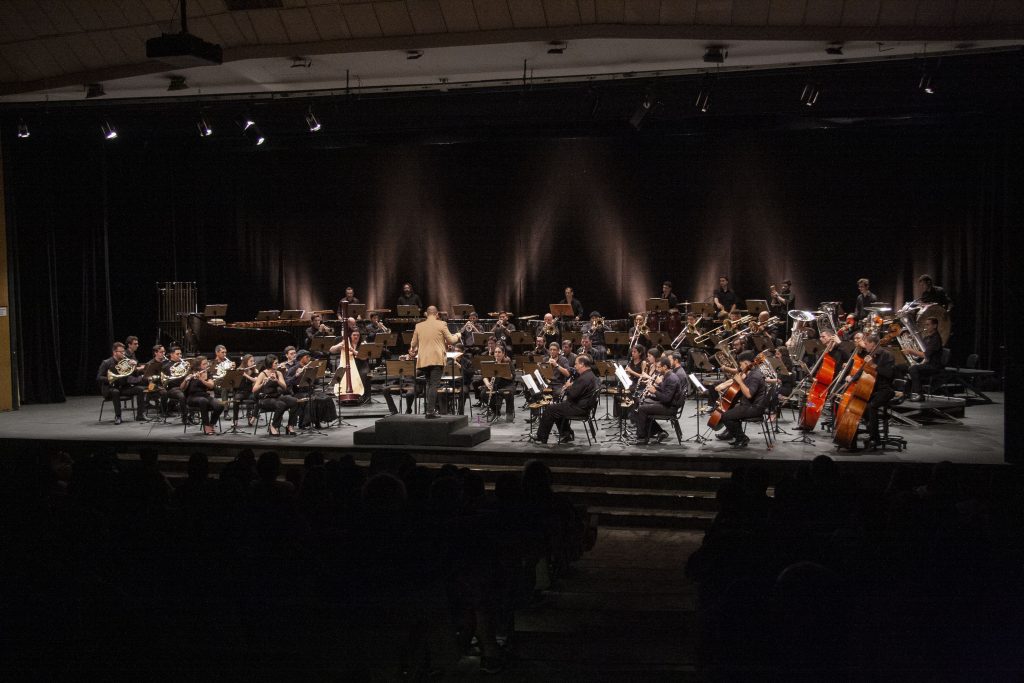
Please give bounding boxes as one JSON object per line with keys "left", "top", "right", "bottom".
{"left": 353, "top": 414, "right": 490, "bottom": 447}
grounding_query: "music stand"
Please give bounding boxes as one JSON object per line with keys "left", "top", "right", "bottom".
{"left": 647, "top": 331, "right": 671, "bottom": 348}
{"left": 346, "top": 304, "right": 367, "bottom": 319}
{"left": 479, "top": 362, "right": 513, "bottom": 423}
{"left": 358, "top": 344, "right": 384, "bottom": 404}
{"left": 690, "top": 350, "right": 715, "bottom": 372}
{"left": 216, "top": 369, "right": 247, "bottom": 432}
{"left": 549, "top": 303, "right": 574, "bottom": 319}
{"left": 683, "top": 372, "right": 711, "bottom": 445}
{"left": 746, "top": 300, "right": 769, "bottom": 315}
{"left": 605, "top": 332, "right": 630, "bottom": 356}
{"left": 563, "top": 331, "right": 582, "bottom": 344}
{"left": 472, "top": 332, "right": 494, "bottom": 347}
{"left": 452, "top": 304, "right": 476, "bottom": 319}
{"left": 606, "top": 363, "right": 634, "bottom": 445}
{"left": 203, "top": 304, "right": 228, "bottom": 317}
{"left": 646, "top": 298, "right": 669, "bottom": 312}
{"left": 803, "top": 339, "right": 824, "bottom": 358}
{"left": 442, "top": 350, "right": 464, "bottom": 415}
{"left": 310, "top": 336, "right": 339, "bottom": 356}
{"left": 593, "top": 361, "right": 617, "bottom": 420}
{"left": 690, "top": 302, "right": 714, "bottom": 318}
{"left": 375, "top": 333, "right": 398, "bottom": 348}
{"left": 510, "top": 330, "right": 531, "bottom": 348}
{"left": 401, "top": 331, "right": 416, "bottom": 345}
{"left": 751, "top": 335, "right": 773, "bottom": 353}
{"left": 386, "top": 359, "right": 418, "bottom": 414}
{"left": 255, "top": 310, "right": 281, "bottom": 321}
{"left": 296, "top": 361, "right": 326, "bottom": 434}
{"left": 397, "top": 305, "right": 421, "bottom": 318}
{"left": 280, "top": 309, "right": 305, "bottom": 320}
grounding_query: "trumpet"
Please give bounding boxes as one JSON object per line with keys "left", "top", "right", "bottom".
{"left": 461, "top": 319, "right": 480, "bottom": 335}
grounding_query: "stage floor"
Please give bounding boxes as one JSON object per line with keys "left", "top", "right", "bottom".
{"left": 0, "top": 393, "right": 1006, "bottom": 465}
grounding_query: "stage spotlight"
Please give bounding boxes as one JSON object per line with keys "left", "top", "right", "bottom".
{"left": 101, "top": 121, "right": 118, "bottom": 140}
{"left": 85, "top": 83, "right": 105, "bottom": 99}
{"left": 17, "top": 119, "right": 29, "bottom": 138}
{"left": 629, "top": 93, "right": 653, "bottom": 130}
{"left": 695, "top": 88, "right": 711, "bottom": 113}
{"left": 304, "top": 107, "right": 322, "bottom": 132}
{"left": 196, "top": 115, "right": 212, "bottom": 137}
{"left": 918, "top": 73, "right": 935, "bottom": 94}
{"left": 167, "top": 75, "right": 188, "bottom": 91}
{"left": 703, "top": 46, "right": 726, "bottom": 64}
{"left": 800, "top": 83, "right": 820, "bottom": 107}
{"left": 242, "top": 119, "right": 265, "bottom": 145}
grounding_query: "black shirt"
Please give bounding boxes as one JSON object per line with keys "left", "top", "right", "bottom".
{"left": 918, "top": 286, "right": 951, "bottom": 309}
{"left": 851, "top": 346, "right": 895, "bottom": 393}
{"left": 739, "top": 367, "right": 767, "bottom": 408}
{"left": 565, "top": 369, "right": 601, "bottom": 408}
{"left": 559, "top": 297, "right": 584, "bottom": 319}
{"left": 855, "top": 290, "right": 877, "bottom": 320}
{"left": 920, "top": 331, "right": 943, "bottom": 368}
{"left": 397, "top": 293, "right": 423, "bottom": 310}
{"left": 662, "top": 292, "right": 680, "bottom": 308}
{"left": 714, "top": 288, "right": 738, "bottom": 312}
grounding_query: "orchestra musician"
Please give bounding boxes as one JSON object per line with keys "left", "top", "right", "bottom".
{"left": 535, "top": 354, "right": 601, "bottom": 444}
{"left": 624, "top": 344, "right": 647, "bottom": 382}
{"left": 916, "top": 274, "right": 953, "bottom": 311}
{"left": 660, "top": 281, "right": 680, "bottom": 309}
{"left": 280, "top": 346, "right": 298, "bottom": 376}
{"left": 560, "top": 339, "right": 577, "bottom": 367}
{"left": 182, "top": 357, "right": 224, "bottom": 435}
{"left": 161, "top": 346, "right": 188, "bottom": 418}
{"left": 97, "top": 341, "right": 147, "bottom": 424}
{"left": 714, "top": 351, "right": 768, "bottom": 449}
{"left": 409, "top": 305, "right": 461, "bottom": 418}
{"left": 492, "top": 311, "right": 515, "bottom": 348}
{"left": 843, "top": 333, "right": 895, "bottom": 451}
{"left": 633, "top": 357, "right": 685, "bottom": 445}
{"left": 397, "top": 282, "right": 424, "bottom": 311}
{"left": 125, "top": 335, "right": 141, "bottom": 361}
{"left": 578, "top": 335, "right": 605, "bottom": 362}
{"left": 559, "top": 287, "right": 584, "bottom": 321}
{"left": 338, "top": 286, "right": 361, "bottom": 307}
{"left": 768, "top": 280, "right": 794, "bottom": 319}
{"left": 483, "top": 344, "right": 516, "bottom": 421}
{"left": 330, "top": 329, "right": 369, "bottom": 401}
{"left": 305, "top": 312, "right": 333, "bottom": 349}
{"left": 140, "top": 344, "right": 168, "bottom": 414}
{"left": 364, "top": 312, "right": 391, "bottom": 342}
{"left": 530, "top": 336, "right": 547, "bottom": 358}
{"left": 903, "top": 317, "right": 944, "bottom": 401}
{"left": 230, "top": 353, "right": 258, "bottom": 426}
{"left": 855, "top": 278, "right": 878, "bottom": 322}
{"left": 628, "top": 314, "right": 651, "bottom": 352}
{"left": 581, "top": 311, "right": 609, "bottom": 357}
{"left": 252, "top": 354, "right": 299, "bottom": 436}
{"left": 460, "top": 311, "right": 482, "bottom": 348}
{"left": 540, "top": 313, "right": 561, "bottom": 347}
{"left": 713, "top": 276, "right": 738, "bottom": 319}
{"left": 544, "top": 342, "right": 573, "bottom": 393}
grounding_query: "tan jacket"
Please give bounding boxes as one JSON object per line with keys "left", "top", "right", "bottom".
{"left": 411, "top": 316, "right": 459, "bottom": 368}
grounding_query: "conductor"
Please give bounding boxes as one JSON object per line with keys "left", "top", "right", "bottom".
{"left": 409, "top": 305, "right": 460, "bottom": 418}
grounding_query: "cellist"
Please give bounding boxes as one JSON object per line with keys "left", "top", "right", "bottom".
{"left": 714, "top": 351, "right": 768, "bottom": 449}
{"left": 841, "top": 333, "right": 895, "bottom": 451}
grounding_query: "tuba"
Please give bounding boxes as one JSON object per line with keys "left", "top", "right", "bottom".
{"left": 894, "top": 309, "right": 927, "bottom": 365}
{"left": 107, "top": 358, "right": 137, "bottom": 383}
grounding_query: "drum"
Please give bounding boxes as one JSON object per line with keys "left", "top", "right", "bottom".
{"left": 647, "top": 311, "right": 664, "bottom": 332}
{"left": 915, "top": 303, "right": 951, "bottom": 345}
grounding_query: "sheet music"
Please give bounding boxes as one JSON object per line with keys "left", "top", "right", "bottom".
{"left": 533, "top": 369, "right": 548, "bottom": 390}
{"left": 688, "top": 372, "right": 708, "bottom": 393}
{"left": 614, "top": 364, "right": 633, "bottom": 391}
{"left": 522, "top": 374, "right": 539, "bottom": 394}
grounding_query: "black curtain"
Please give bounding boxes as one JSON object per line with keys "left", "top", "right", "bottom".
{"left": 3, "top": 119, "right": 1016, "bottom": 400}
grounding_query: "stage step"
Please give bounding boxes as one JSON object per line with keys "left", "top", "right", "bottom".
{"left": 552, "top": 486, "right": 718, "bottom": 512}
{"left": 586, "top": 506, "right": 716, "bottom": 530}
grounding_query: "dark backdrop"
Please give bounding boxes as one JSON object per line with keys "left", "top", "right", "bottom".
{"left": 3, "top": 117, "right": 1015, "bottom": 401}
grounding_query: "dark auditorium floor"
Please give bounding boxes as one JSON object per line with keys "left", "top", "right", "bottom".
{"left": 0, "top": 393, "right": 1006, "bottom": 465}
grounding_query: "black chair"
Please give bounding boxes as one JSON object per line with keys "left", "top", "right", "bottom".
{"left": 564, "top": 388, "right": 602, "bottom": 445}
{"left": 741, "top": 412, "right": 774, "bottom": 449}
{"left": 98, "top": 393, "right": 136, "bottom": 422}
{"left": 651, "top": 405, "right": 686, "bottom": 445}
{"left": 875, "top": 378, "right": 909, "bottom": 451}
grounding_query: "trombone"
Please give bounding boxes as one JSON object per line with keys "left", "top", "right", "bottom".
{"left": 694, "top": 314, "right": 753, "bottom": 345}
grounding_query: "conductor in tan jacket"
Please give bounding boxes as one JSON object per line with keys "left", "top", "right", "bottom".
{"left": 409, "top": 306, "right": 460, "bottom": 418}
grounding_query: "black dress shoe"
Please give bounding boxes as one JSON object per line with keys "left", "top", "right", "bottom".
{"left": 425, "top": 411, "right": 439, "bottom": 419}
{"left": 634, "top": 438, "right": 649, "bottom": 446}
{"left": 731, "top": 436, "right": 750, "bottom": 449}
{"left": 114, "top": 416, "right": 122, "bottom": 425}
{"left": 863, "top": 439, "right": 880, "bottom": 452}
{"left": 716, "top": 431, "right": 734, "bottom": 441}
{"left": 534, "top": 437, "right": 549, "bottom": 444}
{"left": 558, "top": 432, "right": 575, "bottom": 444}
{"left": 909, "top": 395, "right": 925, "bottom": 403}
{"left": 136, "top": 415, "right": 149, "bottom": 422}
{"left": 655, "top": 432, "right": 669, "bottom": 443}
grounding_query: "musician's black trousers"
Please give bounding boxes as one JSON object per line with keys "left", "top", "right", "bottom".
{"left": 102, "top": 384, "right": 145, "bottom": 419}
{"left": 187, "top": 395, "right": 224, "bottom": 427}
{"left": 909, "top": 364, "right": 941, "bottom": 395}
{"left": 633, "top": 403, "right": 675, "bottom": 439}
{"left": 864, "top": 388, "right": 895, "bottom": 442}
{"left": 260, "top": 395, "right": 299, "bottom": 428}
{"left": 536, "top": 402, "right": 588, "bottom": 441}
{"left": 719, "top": 402, "right": 764, "bottom": 440}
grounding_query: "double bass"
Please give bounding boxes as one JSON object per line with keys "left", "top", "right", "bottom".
{"left": 798, "top": 336, "right": 839, "bottom": 431}
{"left": 832, "top": 354, "right": 877, "bottom": 449}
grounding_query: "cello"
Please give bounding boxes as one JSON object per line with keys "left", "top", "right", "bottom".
{"left": 707, "top": 351, "right": 768, "bottom": 430}
{"left": 798, "top": 336, "right": 839, "bottom": 431}
{"left": 832, "top": 354, "right": 877, "bottom": 449}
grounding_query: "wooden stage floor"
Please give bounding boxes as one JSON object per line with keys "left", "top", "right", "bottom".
{"left": 0, "top": 393, "right": 1006, "bottom": 466}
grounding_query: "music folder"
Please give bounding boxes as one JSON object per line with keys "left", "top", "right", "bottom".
{"left": 452, "top": 304, "right": 476, "bottom": 318}
{"left": 203, "top": 304, "right": 228, "bottom": 317}
{"left": 549, "top": 303, "right": 574, "bottom": 318}
{"left": 280, "top": 309, "right": 305, "bottom": 320}
{"left": 309, "top": 336, "right": 338, "bottom": 354}
{"left": 255, "top": 310, "right": 281, "bottom": 321}
{"left": 646, "top": 298, "right": 669, "bottom": 312}
{"left": 746, "top": 299, "right": 769, "bottom": 315}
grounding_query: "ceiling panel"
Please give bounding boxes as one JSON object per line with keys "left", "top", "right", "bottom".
{"left": 767, "top": 0, "right": 805, "bottom": 25}
{"left": 279, "top": 7, "right": 323, "bottom": 41}
{"left": 11, "top": 1, "right": 58, "bottom": 37}
{"left": 92, "top": 0, "right": 131, "bottom": 29}
{"left": 439, "top": 0, "right": 481, "bottom": 31}
{"left": 309, "top": 3, "right": 353, "bottom": 39}
{"left": 955, "top": 0, "right": 994, "bottom": 25}
{"left": 544, "top": 0, "right": 582, "bottom": 25}
{"left": 473, "top": 0, "right": 515, "bottom": 30}
{"left": 990, "top": 1, "right": 1024, "bottom": 25}
{"left": 877, "top": 0, "right": 918, "bottom": 26}
{"left": 109, "top": 26, "right": 147, "bottom": 62}
{"left": 20, "top": 40, "right": 63, "bottom": 79}
{"left": 89, "top": 27, "right": 130, "bottom": 65}
{"left": 915, "top": 0, "right": 956, "bottom": 26}
{"left": 0, "top": 45, "right": 41, "bottom": 82}
{"left": 140, "top": 0, "right": 178, "bottom": 27}
{"left": 695, "top": 0, "right": 733, "bottom": 25}
{"left": 342, "top": 3, "right": 385, "bottom": 37}
{"left": 374, "top": 1, "right": 417, "bottom": 35}
{"left": 508, "top": 0, "right": 549, "bottom": 27}
{"left": 733, "top": 0, "right": 769, "bottom": 25}
{"left": 40, "top": 37, "right": 86, "bottom": 75}
{"left": 579, "top": 0, "right": 597, "bottom": 23}
{"left": 0, "top": 4, "right": 40, "bottom": 43}
{"left": 229, "top": 10, "right": 259, "bottom": 42}
{"left": 803, "top": 0, "right": 843, "bottom": 25}
{"left": 38, "top": 1, "right": 88, "bottom": 35}
{"left": 625, "top": 0, "right": 662, "bottom": 24}
{"left": 64, "top": 33, "right": 107, "bottom": 70}
{"left": 660, "top": 0, "right": 697, "bottom": 24}
{"left": 209, "top": 12, "right": 249, "bottom": 46}
{"left": 247, "top": 8, "right": 291, "bottom": 43}
{"left": 841, "top": 0, "right": 881, "bottom": 25}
